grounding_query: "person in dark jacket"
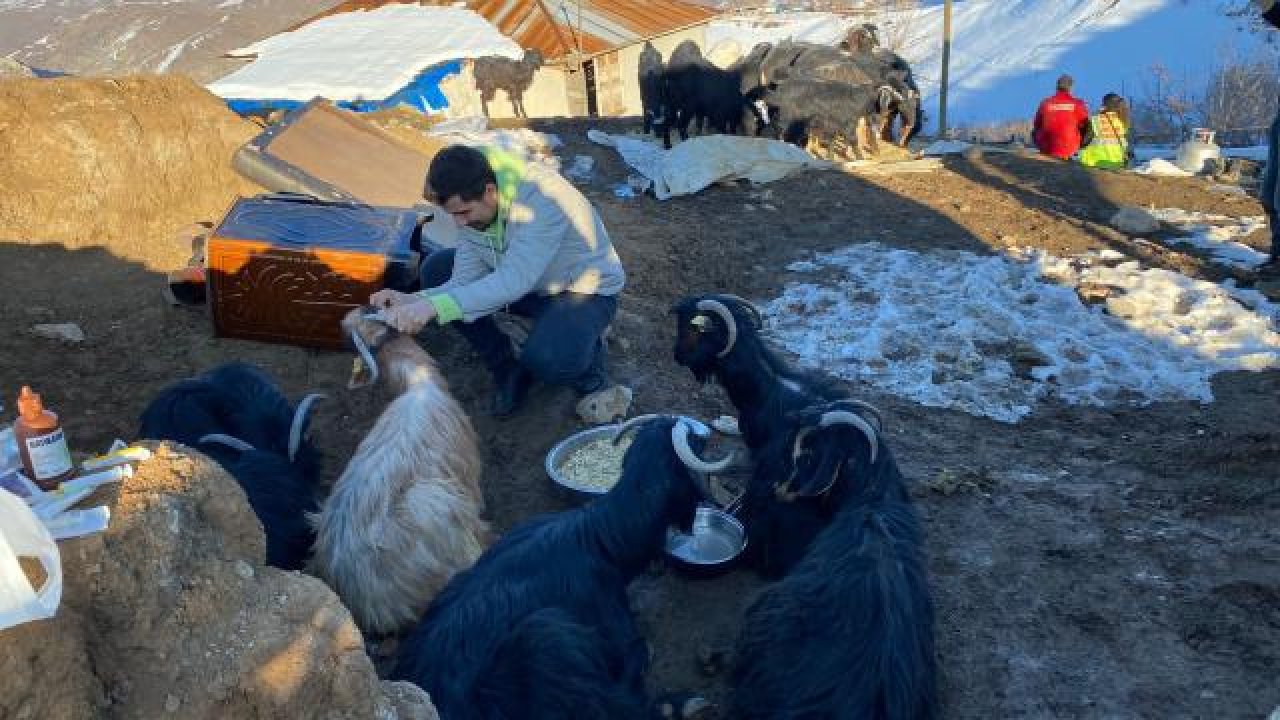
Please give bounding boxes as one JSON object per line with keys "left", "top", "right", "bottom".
{"left": 1032, "top": 74, "right": 1090, "bottom": 160}
{"left": 1256, "top": 0, "right": 1280, "bottom": 269}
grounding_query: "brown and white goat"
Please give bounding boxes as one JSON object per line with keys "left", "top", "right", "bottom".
{"left": 308, "top": 308, "right": 491, "bottom": 636}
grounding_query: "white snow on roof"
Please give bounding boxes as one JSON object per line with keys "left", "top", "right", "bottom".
{"left": 207, "top": 4, "right": 522, "bottom": 103}
{"left": 764, "top": 243, "right": 1280, "bottom": 423}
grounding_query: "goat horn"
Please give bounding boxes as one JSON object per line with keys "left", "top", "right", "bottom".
{"left": 613, "top": 413, "right": 669, "bottom": 445}
{"left": 349, "top": 330, "right": 380, "bottom": 389}
{"left": 288, "top": 392, "right": 326, "bottom": 463}
{"left": 672, "top": 418, "right": 735, "bottom": 475}
{"left": 840, "top": 400, "right": 885, "bottom": 433}
{"left": 819, "top": 410, "right": 878, "bottom": 465}
{"left": 198, "top": 433, "right": 256, "bottom": 453}
{"left": 789, "top": 426, "right": 814, "bottom": 463}
{"left": 718, "top": 293, "right": 763, "bottom": 328}
{"left": 695, "top": 299, "right": 738, "bottom": 358}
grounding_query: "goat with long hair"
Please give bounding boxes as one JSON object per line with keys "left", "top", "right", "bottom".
{"left": 391, "top": 415, "right": 729, "bottom": 720}
{"left": 744, "top": 400, "right": 897, "bottom": 576}
{"left": 308, "top": 308, "right": 489, "bottom": 636}
{"left": 137, "top": 362, "right": 324, "bottom": 570}
{"left": 673, "top": 293, "right": 869, "bottom": 575}
{"left": 731, "top": 401, "right": 937, "bottom": 720}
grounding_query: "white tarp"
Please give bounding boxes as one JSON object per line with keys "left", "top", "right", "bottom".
{"left": 207, "top": 5, "right": 522, "bottom": 103}
{"left": 587, "top": 131, "right": 825, "bottom": 200}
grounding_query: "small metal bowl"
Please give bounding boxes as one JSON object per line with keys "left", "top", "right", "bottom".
{"left": 664, "top": 505, "right": 748, "bottom": 576}
{"left": 545, "top": 423, "right": 623, "bottom": 498}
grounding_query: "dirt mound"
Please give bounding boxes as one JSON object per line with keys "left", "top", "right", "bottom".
{"left": 0, "top": 445, "right": 436, "bottom": 719}
{"left": 0, "top": 75, "right": 262, "bottom": 270}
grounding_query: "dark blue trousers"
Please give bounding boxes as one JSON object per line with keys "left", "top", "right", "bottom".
{"left": 420, "top": 249, "right": 615, "bottom": 395}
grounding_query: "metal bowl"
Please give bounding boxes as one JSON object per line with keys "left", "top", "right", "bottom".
{"left": 664, "top": 505, "right": 748, "bottom": 575}
{"left": 545, "top": 423, "right": 623, "bottom": 497}
{"left": 544, "top": 415, "right": 716, "bottom": 499}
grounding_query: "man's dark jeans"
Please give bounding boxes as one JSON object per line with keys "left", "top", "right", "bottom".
{"left": 419, "top": 249, "right": 615, "bottom": 395}
{"left": 1262, "top": 108, "right": 1280, "bottom": 261}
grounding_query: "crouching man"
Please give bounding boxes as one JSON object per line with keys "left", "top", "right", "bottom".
{"left": 372, "top": 144, "right": 631, "bottom": 420}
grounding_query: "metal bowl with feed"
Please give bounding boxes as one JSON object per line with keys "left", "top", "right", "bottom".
{"left": 544, "top": 415, "right": 747, "bottom": 575}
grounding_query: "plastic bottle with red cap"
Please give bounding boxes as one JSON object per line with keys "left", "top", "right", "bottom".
{"left": 13, "top": 386, "right": 75, "bottom": 491}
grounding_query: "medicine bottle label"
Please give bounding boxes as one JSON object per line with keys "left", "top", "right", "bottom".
{"left": 25, "top": 428, "right": 73, "bottom": 481}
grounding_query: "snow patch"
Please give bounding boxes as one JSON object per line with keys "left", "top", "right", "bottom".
{"left": 765, "top": 243, "right": 1280, "bottom": 423}
{"left": 1147, "top": 208, "right": 1270, "bottom": 269}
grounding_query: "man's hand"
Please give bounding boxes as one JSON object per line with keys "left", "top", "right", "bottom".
{"left": 369, "top": 288, "right": 418, "bottom": 310}
{"left": 380, "top": 298, "right": 438, "bottom": 334}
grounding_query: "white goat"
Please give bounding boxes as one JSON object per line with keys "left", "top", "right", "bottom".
{"left": 308, "top": 308, "right": 490, "bottom": 636}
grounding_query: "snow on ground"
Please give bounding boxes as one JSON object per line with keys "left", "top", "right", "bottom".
{"left": 922, "top": 140, "right": 973, "bottom": 156}
{"left": 427, "top": 117, "right": 564, "bottom": 170}
{"left": 1132, "top": 158, "right": 1193, "bottom": 178}
{"left": 207, "top": 5, "right": 520, "bottom": 104}
{"left": 1148, "top": 208, "right": 1271, "bottom": 269}
{"left": 765, "top": 243, "right": 1280, "bottom": 423}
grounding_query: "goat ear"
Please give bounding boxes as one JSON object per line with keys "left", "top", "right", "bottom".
{"left": 780, "top": 438, "right": 848, "bottom": 500}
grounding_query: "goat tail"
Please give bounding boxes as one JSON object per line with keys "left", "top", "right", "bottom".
{"left": 473, "top": 608, "right": 646, "bottom": 720}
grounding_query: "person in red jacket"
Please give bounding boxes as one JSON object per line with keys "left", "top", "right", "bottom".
{"left": 1032, "top": 74, "right": 1090, "bottom": 159}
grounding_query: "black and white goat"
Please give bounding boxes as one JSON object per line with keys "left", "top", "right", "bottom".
{"left": 391, "top": 415, "right": 729, "bottom": 720}
{"left": 307, "top": 308, "right": 490, "bottom": 636}
{"left": 137, "top": 362, "right": 324, "bottom": 570}
{"left": 731, "top": 401, "right": 937, "bottom": 720}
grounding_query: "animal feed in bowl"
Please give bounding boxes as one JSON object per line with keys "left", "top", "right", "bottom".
{"left": 559, "top": 436, "right": 632, "bottom": 491}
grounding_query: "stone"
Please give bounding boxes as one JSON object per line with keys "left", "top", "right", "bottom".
{"left": 30, "top": 322, "right": 85, "bottom": 343}
{"left": 1077, "top": 282, "right": 1120, "bottom": 306}
{"left": 576, "top": 384, "right": 634, "bottom": 424}
{"left": 1109, "top": 206, "right": 1161, "bottom": 236}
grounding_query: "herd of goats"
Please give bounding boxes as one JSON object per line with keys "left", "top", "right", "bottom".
{"left": 136, "top": 291, "right": 936, "bottom": 719}
{"left": 638, "top": 25, "right": 923, "bottom": 159}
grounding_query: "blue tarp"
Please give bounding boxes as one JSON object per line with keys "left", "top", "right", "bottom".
{"left": 225, "top": 61, "right": 461, "bottom": 116}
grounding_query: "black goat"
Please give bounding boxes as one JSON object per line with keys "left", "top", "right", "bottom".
{"left": 639, "top": 41, "right": 666, "bottom": 136}
{"left": 756, "top": 71, "right": 907, "bottom": 159}
{"left": 137, "top": 362, "right": 324, "bottom": 570}
{"left": 731, "top": 402, "right": 937, "bottom": 720}
{"left": 473, "top": 49, "right": 543, "bottom": 118}
{"left": 731, "top": 42, "right": 774, "bottom": 135}
{"left": 661, "top": 40, "right": 751, "bottom": 148}
{"left": 672, "top": 294, "right": 845, "bottom": 451}
{"left": 743, "top": 401, "right": 895, "bottom": 578}
{"left": 391, "top": 416, "right": 730, "bottom": 719}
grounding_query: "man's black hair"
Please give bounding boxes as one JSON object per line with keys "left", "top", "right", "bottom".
{"left": 426, "top": 145, "right": 496, "bottom": 204}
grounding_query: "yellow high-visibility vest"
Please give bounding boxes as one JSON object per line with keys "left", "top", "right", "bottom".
{"left": 1079, "top": 112, "right": 1129, "bottom": 169}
